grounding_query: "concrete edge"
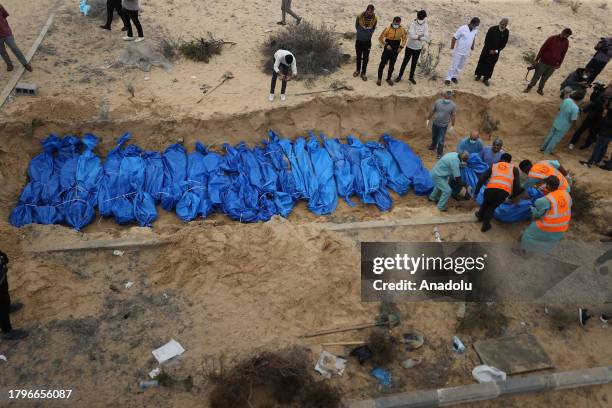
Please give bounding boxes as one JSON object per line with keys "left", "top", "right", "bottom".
{"left": 347, "top": 366, "right": 612, "bottom": 408}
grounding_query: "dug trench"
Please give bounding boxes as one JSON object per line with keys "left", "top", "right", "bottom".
{"left": 0, "top": 93, "right": 610, "bottom": 407}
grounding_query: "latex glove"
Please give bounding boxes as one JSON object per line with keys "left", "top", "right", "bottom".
{"left": 426, "top": 119, "right": 430, "bottom": 129}
{"left": 449, "top": 126, "right": 455, "bottom": 134}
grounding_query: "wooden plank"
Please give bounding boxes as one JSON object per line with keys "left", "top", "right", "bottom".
{"left": 0, "top": 0, "right": 62, "bottom": 108}
{"left": 26, "top": 236, "right": 173, "bottom": 253}
{"left": 320, "top": 212, "right": 477, "bottom": 231}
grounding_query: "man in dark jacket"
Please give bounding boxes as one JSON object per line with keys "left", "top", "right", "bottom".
{"left": 568, "top": 81, "right": 608, "bottom": 149}
{"left": 524, "top": 28, "right": 572, "bottom": 95}
{"left": 474, "top": 18, "right": 509, "bottom": 86}
{"left": 1, "top": 250, "right": 27, "bottom": 340}
{"left": 586, "top": 37, "right": 611, "bottom": 84}
{"left": 559, "top": 67, "right": 591, "bottom": 97}
{"left": 354, "top": 4, "right": 377, "bottom": 81}
{"left": 580, "top": 95, "right": 612, "bottom": 168}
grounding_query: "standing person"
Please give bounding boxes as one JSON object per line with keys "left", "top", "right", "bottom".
{"left": 474, "top": 18, "right": 509, "bottom": 86}
{"left": 559, "top": 67, "right": 591, "bottom": 98}
{"left": 278, "top": 0, "right": 302, "bottom": 26}
{"left": 585, "top": 37, "right": 611, "bottom": 85}
{"left": 520, "top": 176, "right": 572, "bottom": 254}
{"left": 354, "top": 4, "right": 377, "bottom": 81}
{"left": 100, "top": 0, "right": 127, "bottom": 31}
{"left": 0, "top": 3, "right": 32, "bottom": 72}
{"left": 428, "top": 151, "right": 469, "bottom": 212}
{"left": 540, "top": 90, "right": 583, "bottom": 154}
{"left": 580, "top": 101, "right": 611, "bottom": 168}
{"left": 479, "top": 139, "right": 505, "bottom": 167}
{"left": 121, "top": 0, "right": 143, "bottom": 42}
{"left": 519, "top": 159, "right": 571, "bottom": 193}
{"left": 445, "top": 17, "right": 480, "bottom": 86}
{"left": 474, "top": 153, "right": 522, "bottom": 232}
{"left": 395, "top": 9, "right": 429, "bottom": 85}
{"left": 376, "top": 16, "right": 407, "bottom": 87}
{"left": 0, "top": 251, "right": 27, "bottom": 341}
{"left": 456, "top": 130, "right": 484, "bottom": 154}
{"left": 269, "top": 49, "right": 297, "bottom": 102}
{"left": 426, "top": 90, "right": 456, "bottom": 159}
{"left": 568, "top": 81, "right": 609, "bottom": 150}
{"left": 524, "top": 28, "right": 572, "bottom": 95}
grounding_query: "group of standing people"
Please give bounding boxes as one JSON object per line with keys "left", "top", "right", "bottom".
{"left": 99, "top": 0, "right": 144, "bottom": 42}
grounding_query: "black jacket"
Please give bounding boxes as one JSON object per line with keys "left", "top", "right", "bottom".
{"left": 0, "top": 250, "right": 8, "bottom": 284}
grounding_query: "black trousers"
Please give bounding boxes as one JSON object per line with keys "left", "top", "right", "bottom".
{"left": 397, "top": 48, "right": 421, "bottom": 79}
{"left": 0, "top": 277, "right": 11, "bottom": 333}
{"left": 587, "top": 135, "right": 611, "bottom": 165}
{"left": 104, "top": 0, "right": 123, "bottom": 27}
{"left": 122, "top": 9, "right": 143, "bottom": 38}
{"left": 569, "top": 114, "right": 600, "bottom": 148}
{"left": 378, "top": 47, "right": 399, "bottom": 80}
{"left": 586, "top": 58, "right": 607, "bottom": 84}
{"left": 271, "top": 63, "right": 289, "bottom": 94}
{"left": 355, "top": 40, "right": 371, "bottom": 75}
{"left": 477, "top": 188, "right": 509, "bottom": 228}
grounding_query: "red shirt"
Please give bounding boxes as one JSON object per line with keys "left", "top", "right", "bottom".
{"left": 536, "top": 35, "right": 569, "bottom": 67}
{"left": 0, "top": 5, "right": 12, "bottom": 38}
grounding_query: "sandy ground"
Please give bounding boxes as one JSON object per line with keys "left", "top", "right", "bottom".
{"left": 0, "top": 0, "right": 611, "bottom": 407}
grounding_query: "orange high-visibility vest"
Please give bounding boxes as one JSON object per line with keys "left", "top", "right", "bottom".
{"left": 486, "top": 162, "right": 514, "bottom": 194}
{"left": 529, "top": 162, "right": 569, "bottom": 192}
{"left": 536, "top": 189, "right": 572, "bottom": 233}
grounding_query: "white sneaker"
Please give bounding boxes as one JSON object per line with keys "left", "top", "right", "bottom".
{"left": 122, "top": 36, "right": 134, "bottom": 41}
{"left": 568, "top": 144, "right": 575, "bottom": 150}
{"left": 280, "top": 94, "right": 286, "bottom": 101}
{"left": 268, "top": 94, "right": 274, "bottom": 102}
{"left": 134, "top": 37, "right": 144, "bottom": 43}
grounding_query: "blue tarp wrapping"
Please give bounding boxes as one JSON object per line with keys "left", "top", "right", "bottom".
{"left": 13, "top": 131, "right": 539, "bottom": 230}
{"left": 461, "top": 153, "right": 489, "bottom": 193}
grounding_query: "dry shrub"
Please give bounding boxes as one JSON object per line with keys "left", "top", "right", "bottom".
{"left": 457, "top": 303, "right": 510, "bottom": 338}
{"left": 480, "top": 110, "right": 500, "bottom": 135}
{"left": 368, "top": 330, "right": 395, "bottom": 366}
{"left": 570, "top": 1, "right": 582, "bottom": 12}
{"left": 156, "top": 31, "right": 183, "bottom": 61}
{"left": 208, "top": 347, "right": 340, "bottom": 408}
{"left": 522, "top": 50, "right": 537, "bottom": 66}
{"left": 179, "top": 33, "right": 234, "bottom": 63}
{"left": 261, "top": 22, "right": 344, "bottom": 76}
{"left": 547, "top": 307, "right": 576, "bottom": 332}
{"left": 568, "top": 180, "right": 594, "bottom": 222}
{"left": 418, "top": 42, "right": 443, "bottom": 80}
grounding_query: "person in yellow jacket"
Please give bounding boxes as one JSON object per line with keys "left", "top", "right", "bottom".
{"left": 377, "top": 16, "right": 407, "bottom": 86}
{"left": 521, "top": 175, "right": 572, "bottom": 254}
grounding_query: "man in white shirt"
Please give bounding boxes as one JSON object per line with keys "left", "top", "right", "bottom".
{"left": 269, "top": 49, "right": 297, "bottom": 102}
{"left": 445, "top": 17, "right": 480, "bottom": 85}
{"left": 395, "top": 9, "right": 429, "bottom": 84}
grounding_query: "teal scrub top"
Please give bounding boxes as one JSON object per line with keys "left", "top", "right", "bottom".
{"left": 431, "top": 152, "right": 461, "bottom": 179}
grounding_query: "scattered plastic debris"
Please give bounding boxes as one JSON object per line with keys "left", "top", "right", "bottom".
{"left": 139, "top": 380, "right": 159, "bottom": 389}
{"left": 453, "top": 335, "right": 466, "bottom": 354}
{"left": 349, "top": 345, "right": 372, "bottom": 365}
{"left": 472, "top": 365, "right": 507, "bottom": 382}
{"left": 125, "top": 281, "right": 135, "bottom": 289}
{"left": 0, "top": 355, "right": 7, "bottom": 362}
{"left": 401, "top": 357, "right": 422, "bottom": 369}
{"left": 152, "top": 339, "right": 185, "bottom": 364}
{"left": 79, "top": 0, "right": 90, "bottom": 16}
{"left": 371, "top": 367, "right": 393, "bottom": 388}
{"left": 457, "top": 302, "right": 466, "bottom": 319}
{"left": 113, "top": 250, "right": 124, "bottom": 257}
{"left": 402, "top": 332, "right": 425, "bottom": 351}
{"left": 314, "top": 351, "right": 347, "bottom": 379}
{"left": 433, "top": 226, "right": 442, "bottom": 242}
{"left": 149, "top": 368, "right": 161, "bottom": 379}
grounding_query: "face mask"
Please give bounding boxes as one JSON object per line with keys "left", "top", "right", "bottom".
{"left": 417, "top": 19, "right": 425, "bottom": 24}
{"left": 392, "top": 23, "right": 400, "bottom": 29}
{"left": 469, "top": 139, "right": 477, "bottom": 144}
{"left": 443, "top": 99, "right": 450, "bottom": 103}
{"left": 583, "top": 75, "right": 588, "bottom": 79}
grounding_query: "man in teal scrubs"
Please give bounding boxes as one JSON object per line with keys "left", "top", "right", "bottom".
{"left": 429, "top": 151, "right": 469, "bottom": 211}
{"left": 540, "top": 90, "right": 583, "bottom": 154}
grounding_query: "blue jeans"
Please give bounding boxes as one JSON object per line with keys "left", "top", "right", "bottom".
{"left": 430, "top": 123, "right": 448, "bottom": 156}
{"left": 588, "top": 135, "right": 611, "bottom": 165}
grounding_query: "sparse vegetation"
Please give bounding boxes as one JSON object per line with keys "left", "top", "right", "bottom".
{"left": 570, "top": 1, "right": 582, "bottom": 12}
{"left": 156, "top": 31, "right": 182, "bottom": 61}
{"left": 261, "top": 22, "right": 345, "bottom": 76}
{"left": 418, "top": 42, "right": 444, "bottom": 80}
{"left": 599, "top": 2, "right": 608, "bottom": 9}
{"left": 568, "top": 180, "right": 594, "bottom": 222}
{"left": 480, "top": 110, "right": 501, "bottom": 136}
{"left": 458, "top": 303, "right": 510, "bottom": 338}
{"left": 522, "top": 50, "right": 537, "bottom": 66}
{"left": 179, "top": 33, "right": 235, "bottom": 63}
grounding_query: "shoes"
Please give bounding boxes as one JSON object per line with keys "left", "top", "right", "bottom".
{"left": 376, "top": 79, "right": 382, "bottom": 86}
{"left": 6, "top": 64, "right": 13, "bottom": 72}
{"left": 9, "top": 302, "right": 23, "bottom": 314}
{"left": 1, "top": 329, "right": 28, "bottom": 341}
{"left": 428, "top": 145, "right": 435, "bottom": 151}
{"left": 277, "top": 21, "right": 287, "bottom": 25}
{"left": 475, "top": 75, "right": 481, "bottom": 81}
{"left": 474, "top": 211, "right": 483, "bottom": 221}
{"left": 121, "top": 26, "right": 128, "bottom": 31}
{"left": 408, "top": 78, "right": 416, "bottom": 85}
{"left": 438, "top": 207, "right": 447, "bottom": 212}
{"left": 122, "top": 36, "right": 134, "bottom": 41}
{"left": 268, "top": 93, "right": 274, "bottom": 102}
{"left": 394, "top": 77, "right": 402, "bottom": 83}
{"left": 24, "top": 63, "right": 33, "bottom": 72}
{"left": 579, "top": 308, "right": 591, "bottom": 326}
{"left": 436, "top": 154, "right": 442, "bottom": 159}
{"left": 568, "top": 144, "right": 575, "bottom": 150}
{"left": 444, "top": 80, "right": 451, "bottom": 86}
{"left": 134, "top": 37, "right": 144, "bottom": 43}
{"left": 579, "top": 145, "right": 590, "bottom": 150}
{"left": 100, "top": 25, "right": 111, "bottom": 30}
{"left": 361, "top": 74, "right": 367, "bottom": 81}
{"left": 481, "top": 224, "right": 491, "bottom": 232}
{"left": 601, "top": 314, "right": 610, "bottom": 323}
{"left": 296, "top": 17, "right": 302, "bottom": 25}
{"left": 523, "top": 86, "right": 532, "bottom": 93}
{"left": 537, "top": 89, "right": 544, "bottom": 96}
{"left": 386, "top": 79, "right": 394, "bottom": 86}
{"left": 280, "top": 94, "right": 286, "bottom": 101}
{"left": 451, "top": 77, "right": 458, "bottom": 84}
{"left": 579, "top": 160, "right": 591, "bottom": 168}
{"left": 353, "top": 71, "right": 359, "bottom": 77}
{"left": 483, "top": 79, "right": 490, "bottom": 86}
